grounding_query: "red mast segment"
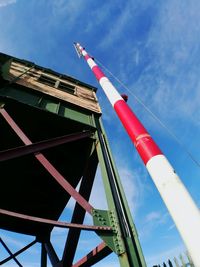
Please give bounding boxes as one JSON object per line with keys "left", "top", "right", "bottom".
{"left": 77, "top": 43, "right": 162, "bottom": 165}
{"left": 74, "top": 43, "right": 200, "bottom": 267}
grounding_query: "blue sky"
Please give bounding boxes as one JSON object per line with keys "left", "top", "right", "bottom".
{"left": 1, "top": 0, "right": 200, "bottom": 266}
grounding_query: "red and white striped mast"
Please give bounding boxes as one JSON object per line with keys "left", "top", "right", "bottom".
{"left": 74, "top": 43, "right": 200, "bottom": 266}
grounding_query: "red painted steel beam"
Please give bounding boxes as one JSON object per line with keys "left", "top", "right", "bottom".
{"left": 71, "top": 242, "right": 112, "bottom": 267}
{"left": 0, "top": 238, "right": 23, "bottom": 267}
{"left": 0, "top": 108, "right": 93, "bottom": 214}
{"left": 36, "top": 154, "right": 93, "bottom": 213}
{"left": 0, "top": 208, "right": 112, "bottom": 232}
{"left": 0, "top": 238, "right": 37, "bottom": 265}
{"left": 0, "top": 131, "right": 92, "bottom": 162}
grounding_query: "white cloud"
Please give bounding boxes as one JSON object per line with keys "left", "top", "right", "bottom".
{"left": 0, "top": 0, "right": 16, "bottom": 7}
{"left": 0, "top": 232, "right": 37, "bottom": 253}
{"left": 138, "top": 211, "right": 170, "bottom": 242}
{"left": 89, "top": 158, "right": 148, "bottom": 217}
{"left": 135, "top": 50, "right": 140, "bottom": 66}
{"left": 50, "top": 0, "right": 87, "bottom": 25}
{"left": 99, "top": 0, "right": 200, "bottom": 137}
{"left": 98, "top": 2, "right": 133, "bottom": 49}
{"left": 145, "top": 211, "right": 162, "bottom": 223}
{"left": 144, "top": 211, "right": 169, "bottom": 227}
{"left": 51, "top": 227, "right": 68, "bottom": 236}
{"left": 83, "top": 2, "right": 113, "bottom": 34}
{"left": 0, "top": 233, "right": 41, "bottom": 267}
{"left": 117, "top": 166, "right": 146, "bottom": 214}
{"left": 168, "top": 224, "right": 175, "bottom": 231}
{"left": 89, "top": 165, "right": 108, "bottom": 210}
{"left": 142, "top": 0, "right": 200, "bottom": 125}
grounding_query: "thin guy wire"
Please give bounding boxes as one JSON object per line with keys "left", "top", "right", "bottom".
{"left": 94, "top": 58, "right": 200, "bottom": 169}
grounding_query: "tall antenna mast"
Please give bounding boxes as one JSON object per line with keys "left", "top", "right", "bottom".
{"left": 74, "top": 42, "right": 200, "bottom": 266}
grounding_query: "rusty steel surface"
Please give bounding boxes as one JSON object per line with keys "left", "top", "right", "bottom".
{"left": 71, "top": 242, "right": 112, "bottom": 267}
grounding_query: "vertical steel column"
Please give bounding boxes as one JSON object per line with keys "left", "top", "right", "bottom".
{"left": 61, "top": 150, "right": 98, "bottom": 266}
{"left": 95, "top": 117, "right": 146, "bottom": 267}
{"left": 44, "top": 241, "right": 59, "bottom": 266}
{"left": 41, "top": 243, "right": 47, "bottom": 267}
{"left": 74, "top": 43, "right": 200, "bottom": 267}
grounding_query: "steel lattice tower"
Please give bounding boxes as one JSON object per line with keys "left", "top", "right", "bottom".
{"left": 0, "top": 53, "right": 146, "bottom": 267}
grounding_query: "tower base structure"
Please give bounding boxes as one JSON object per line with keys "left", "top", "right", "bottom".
{"left": 0, "top": 53, "right": 146, "bottom": 267}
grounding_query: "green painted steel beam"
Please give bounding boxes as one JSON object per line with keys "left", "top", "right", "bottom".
{"left": 93, "top": 116, "right": 146, "bottom": 267}
{"left": 92, "top": 209, "right": 125, "bottom": 255}
{"left": 0, "top": 86, "right": 95, "bottom": 127}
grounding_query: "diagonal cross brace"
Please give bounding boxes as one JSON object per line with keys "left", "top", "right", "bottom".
{"left": 0, "top": 238, "right": 23, "bottom": 267}
{"left": 0, "top": 108, "right": 93, "bottom": 214}
{"left": 71, "top": 242, "right": 112, "bottom": 267}
{"left": 0, "top": 239, "right": 37, "bottom": 265}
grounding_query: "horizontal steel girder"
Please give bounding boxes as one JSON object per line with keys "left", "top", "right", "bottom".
{"left": 0, "top": 131, "right": 93, "bottom": 162}
{"left": 0, "top": 108, "right": 93, "bottom": 214}
{"left": 0, "top": 208, "right": 112, "bottom": 232}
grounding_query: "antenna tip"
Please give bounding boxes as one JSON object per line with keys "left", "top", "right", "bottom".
{"left": 73, "top": 42, "right": 81, "bottom": 47}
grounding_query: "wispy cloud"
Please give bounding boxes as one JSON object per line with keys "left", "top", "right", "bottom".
{"left": 88, "top": 166, "right": 108, "bottom": 209}
{"left": 136, "top": 0, "right": 200, "bottom": 126}
{"left": 145, "top": 211, "right": 162, "bottom": 223}
{"left": 50, "top": 0, "right": 88, "bottom": 26}
{"left": 0, "top": 232, "right": 40, "bottom": 267}
{"left": 98, "top": 2, "right": 135, "bottom": 49}
{"left": 168, "top": 224, "right": 175, "bottom": 231}
{"left": 1, "top": 1, "right": 199, "bottom": 266}
{"left": 0, "top": 232, "right": 37, "bottom": 253}
{"left": 145, "top": 211, "right": 169, "bottom": 228}
{"left": 117, "top": 166, "right": 147, "bottom": 214}
{"left": 98, "top": 0, "right": 200, "bottom": 136}
{"left": 83, "top": 2, "right": 113, "bottom": 34}
{"left": 0, "top": 0, "right": 16, "bottom": 8}
{"left": 89, "top": 157, "right": 149, "bottom": 216}
{"left": 138, "top": 210, "right": 170, "bottom": 242}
